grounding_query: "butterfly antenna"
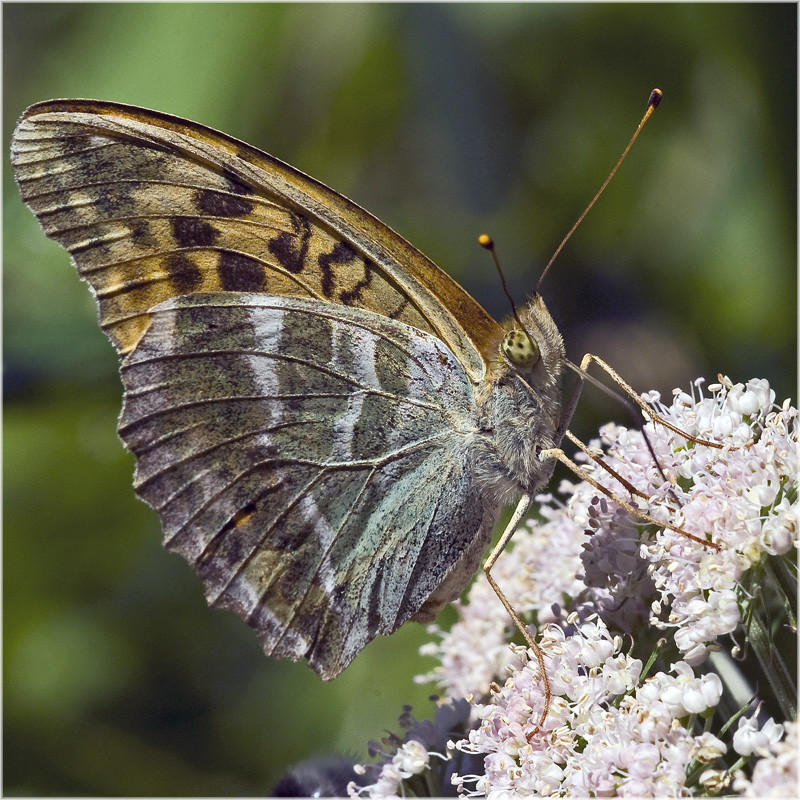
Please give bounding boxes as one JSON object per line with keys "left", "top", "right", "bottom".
{"left": 480, "top": 234, "right": 529, "bottom": 333}
{"left": 536, "top": 88, "right": 662, "bottom": 293}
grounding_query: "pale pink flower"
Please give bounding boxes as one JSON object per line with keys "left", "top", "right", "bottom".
{"left": 355, "top": 378, "right": 796, "bottom": 798}
{"left": 733, "top": 720, "right": 797, "bottom": 797}
{"left": 733, "top": 715, "right": 785, "bottom": 758}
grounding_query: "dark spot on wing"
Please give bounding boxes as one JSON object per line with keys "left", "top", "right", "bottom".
{"left": 60, "top": 132, "right": 92, "bottom": 156}
{"left": 267, "top": 213, "right": 312, "bottom": 274}
{"left": 166, "top": 253, "right": 203, "bottom": 293}
{"left": 194, "top": 187, "right": 254, "bottom": 217}
{"left": 318, "top": 241, "right": 358, "bottom": 299}
{"left": 172, "top": 216, "right": 220, "bottom": 247}
{"left": 222, "top": 167, "right": 254, "bottom": 195}
{"left": 339, "top": 259, "right": 374, "bottom": 306}
{"left": 218, "top": 251, "right": 265, "bottom": 291}
{"left": 388, "top": 297, "right": 409, "bottom": 320}
{"left": 286, "top": 395, "right": 304, "bottom": 413}
{"left": 131, "top": 220, "right": 157, "bottom": 248}
{"left": 93, "top": 181, "right": 140, "bottom": 214}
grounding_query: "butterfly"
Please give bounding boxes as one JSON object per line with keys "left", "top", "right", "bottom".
{"left": 11, "top": 99, "right": 628, "bottom": 681}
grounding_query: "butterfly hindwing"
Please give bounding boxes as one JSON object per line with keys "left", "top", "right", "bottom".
{"left": 118, "top": 293, "right": 496, "bottom": 677}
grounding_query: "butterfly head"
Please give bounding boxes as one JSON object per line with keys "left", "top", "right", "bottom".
{"left": 499, "top": 292, "right": 565, "bottom": 388}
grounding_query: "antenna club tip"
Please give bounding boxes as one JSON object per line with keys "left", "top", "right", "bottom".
{"left": 478, "top": 234, "right": 494, "bottom": 250}
{"left": 649, "top": 88, "right": 663, "bottom": 109}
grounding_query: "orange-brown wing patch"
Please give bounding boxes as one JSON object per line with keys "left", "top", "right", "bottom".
{"left": 12, "top": 100, "right": 502, "bottom": 379}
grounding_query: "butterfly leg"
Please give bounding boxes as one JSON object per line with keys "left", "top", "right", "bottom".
{"left": 538, "top": 442, "right": 718, "bottom": 548}
{"left": 482, "top": 492, "right": 554, "bottom": 729}
{"left": 476, "top": 362, "right": 590, "bottom": 730}
{"left": 575, "top": 353, "right": 724, "bottom": 450}
{"left": 542, "top": 352, "right": 721, "bottom": 549}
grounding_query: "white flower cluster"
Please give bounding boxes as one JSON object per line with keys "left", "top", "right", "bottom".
{"left": 732, "top": 717, "right": 797, "bottom": 796}
{"left": 451, "top": 617, "right": 728, "bottom": 797}
{"left": 635, "top": 377, "right": 797, "bottom": 665}
{"left": 357, "top": 378, "right": 797, "bottom": 798}
{"left": 351, "top": 739, "right": 432, "bottom": 798}
{"left": 421, "top": 377, "right": 796, "bottom": 695}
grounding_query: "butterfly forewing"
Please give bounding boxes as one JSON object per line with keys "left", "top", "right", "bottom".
{"left": 12, "top": 100, "right": 502, "bottom": 380}
{"left": 118, "top": 293, "right": 495, "bottom": 677}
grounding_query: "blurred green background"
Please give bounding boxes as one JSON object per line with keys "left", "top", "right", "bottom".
{"left": 4, "top": 3, "right": 796, "bottom": 796}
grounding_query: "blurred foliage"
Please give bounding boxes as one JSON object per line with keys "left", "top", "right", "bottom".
{"left": 4, "top": 3, "right": 796, "bottom": 796}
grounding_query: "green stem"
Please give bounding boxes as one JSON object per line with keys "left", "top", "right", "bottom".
{"left": 727, "top": 756, "right": 748, "bottom": 775}
{"left": 748, "top": 609, "right": 796, "bottom": 720}
{"left": 766, "top": 556, "right": 797, "bottom": 632}
{"left": 638, "top": 638, "right": 666, "bottom": 683}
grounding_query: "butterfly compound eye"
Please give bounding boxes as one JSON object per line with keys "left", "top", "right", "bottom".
{"left": 501, "top": 329, "right": 540, "bottom": 369}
